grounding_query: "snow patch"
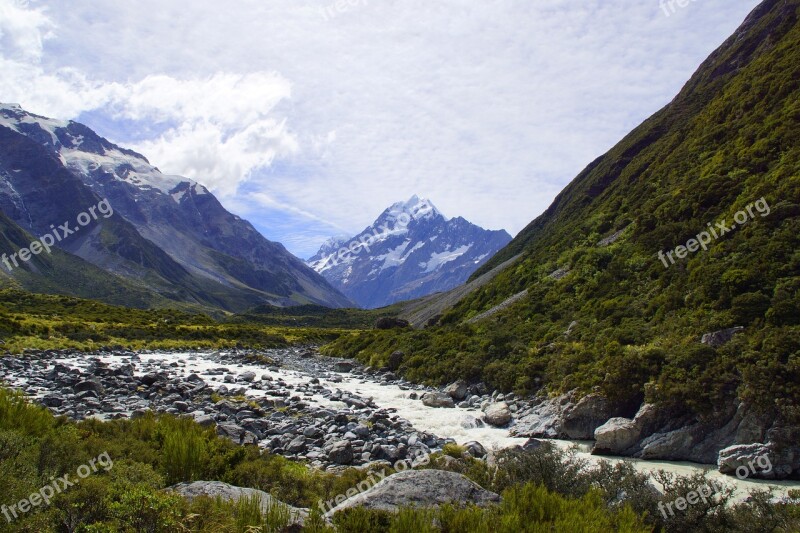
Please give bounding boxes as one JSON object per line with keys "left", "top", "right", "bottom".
{"left": 62, "top": 148, "right": 189, "bottom": 194}
{"left": 377, "top": 240, "right": 412, "bottom": 272}
{"left": 421, "top": 244, "right": 472, "bottom": 273}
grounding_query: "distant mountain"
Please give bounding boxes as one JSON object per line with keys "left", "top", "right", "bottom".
{"left": 308, "top": 196, "right": 511, "bottom": 308}
{"left": 0, "top": 104, "right": 352, "bottom": 311}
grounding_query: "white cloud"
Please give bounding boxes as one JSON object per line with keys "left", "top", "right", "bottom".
{"left": 0, "top": 0, "right": 763, "bottom": 257}
{"left": 0, "top": 1, "right": 298, "bottom": 196}
{"left": 116, "top": 73, "right": 299, "bottom": 195}
{"left": 0, "top": 0, "right": 53, "bottom": 62}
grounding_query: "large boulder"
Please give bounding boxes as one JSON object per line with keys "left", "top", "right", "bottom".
{"left": 325, "top": 470, "right": 500, "bottom": 515}
{"left": 464, "top": 441, "right": 487, "bottom": 458}
{"left": 459, "top": 415, "right": 485, "bottom": 429}
{"left": 444, "top": 380, "right": 470, "bottom": 401}
{"left": 375, "top": 317, "right": 410, "bottom": 330}
{"left": 421, "top": 392, "right": 455, "bottom": 408}
{"left": 387, "top": 351, "right": 405, "bottom": 371}
{"left": 193, "top": 414, "right": 216, "bottom": 427}
{"left": 139, "top": 372, "right": 165, "bottom": 386}
{"left": 594, "top": 418, "right": 641, "bottom": 454}
{"left": 334, "top": 361, "right": 354, "bottom": 373}
{"left": 327, "top": 440, "right": 354, "bottom": 465}
{"left": 74, "top": 379, "right": 104, "bottom": 395}
{"left": 41, "top": 395, "right": 63, "bottom": 408}
{"left": 483, "top": 402, "right": 512, "bottom": 427}
{"left": 287, "top": 435, "right": 307, "bottom": 453}
{"left": 593, "top": 404, "right": 659, "bottom": 455}
{"left": 718, "top": 443, "right": 777, "bottom": 478}
{"left": 169, "top": 481, "right": 307, "bottom": 526}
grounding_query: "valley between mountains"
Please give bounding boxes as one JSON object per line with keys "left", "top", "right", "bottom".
{"left": 1, "top": 0, "right": 799, "bottom": 531}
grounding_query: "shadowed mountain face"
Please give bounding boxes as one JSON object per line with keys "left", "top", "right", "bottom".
{"left": 0, "top": 105, "right": 352, "bottom": 311}
{"left": 308, "top": 196, "right": 511, "bottom": 309}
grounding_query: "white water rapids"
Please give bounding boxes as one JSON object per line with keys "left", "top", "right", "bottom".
{"left": 9, "top": 350, "right": 800, "bottom": 501}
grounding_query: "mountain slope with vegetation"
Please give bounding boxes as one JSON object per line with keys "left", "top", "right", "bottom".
{"left": 325, "top": 0, "right": 800, "bottom": 426}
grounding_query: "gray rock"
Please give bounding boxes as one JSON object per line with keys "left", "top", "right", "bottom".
{"left": 139, "top": 373, "right": 163, "bottom": 386}
{"left": 459, "top": 415, "right": 485, "bottom": 429}
{"left": 303, "top": 426, "right": 323, "bottom": 438}
{"left": 483, "top": 402, "right": 512, "bottom": 427}
{"left": 240, "top": 371, "right": 256, "bottom": 382}
{"left": 325, "top": 470, "right": 500, "bottom": 515}
{"left": 522, "top": 438, "right": 544, "bottom": 451}
{"left": 334, "top": 361, "right": 354, "bottom": 373}
{"left": 444, "top": 380, "right": 470, "bottom": 401}
{"left": 287, "top": 435, "right": 307, "bottom": 453}
{"left": 217, "top": 423, "right": 248, "bottom": 444}
{"left": 353, "top": 425, "right": 370, "bottom": 438}
{"left": 328, "top": 440, "right": 354, "bottom": 465}
{"left": 718, "top": 443, "right": 779, "bottom": 479}
{"left": 638, "top": 427, "right": 697, "bottom": 460}
{"left": 388, "top": 351, "right": 405, "bottom": 371}
{"left": 562, "top": 393, "right": 614, "bottom": 439}
{"left": 464, "top": 441, "right": 487, "bottom": 458}
{"left": 421, "top": 392, "right": 455, "bottom": 408}
{"left": 74, "top": 379, "right": 104, "bottom": 395}
{"left": 41, "top": 395, "right": 63, "bottom": 407}
{"left": 593, "top": 404, "right": 659, "bottom": 454}
{"left": 701, "top": 327, "right": 744, "bottom": 347}
{"left": 194, "top": 414, "right": 216, "bottom": 427}
{"left": 511, "top": 390, "right": 616, "bottom": 440}
{"left": 169, "top": 481, "right": 307, "bottom": 526}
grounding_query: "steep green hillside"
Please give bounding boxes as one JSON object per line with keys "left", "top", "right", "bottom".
{"left": 325, "top": 0, "right": 800, "bottom": 421}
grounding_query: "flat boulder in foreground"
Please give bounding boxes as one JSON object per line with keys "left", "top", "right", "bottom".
{"left": 169, "top": 481, "right": 308, "bottom": 525}
{"left": 325, "top": 469, "right": 500, "bottom": 515}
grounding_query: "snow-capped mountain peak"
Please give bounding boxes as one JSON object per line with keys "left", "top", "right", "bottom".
{"left": 385, "top": 194, "right": 443, "bottom": 223}
{"left": 308, "top": 197, "right": 511, "bottom": 308}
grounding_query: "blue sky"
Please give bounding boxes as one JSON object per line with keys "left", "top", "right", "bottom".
{"left": 0, "top": 0, "right": 761, "bottom": 258}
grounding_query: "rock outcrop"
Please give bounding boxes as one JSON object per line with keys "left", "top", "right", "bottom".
{"left": 510, "top": 390, "right": 618, "bottom": 440}
{"left": 701, "top": 327, "right": 744, "bottom": 347}
{"left": 324, "top": 470, "right": 500, "bottom": 515}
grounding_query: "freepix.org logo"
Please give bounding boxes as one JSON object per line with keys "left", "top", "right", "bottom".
{"left": 2, "top": 452, "right": 114, "bottom": 523}
{"left": 657, "top": 197, "right": 770, "bottom": 269}
{"left": 2, "top": 199, "right": 114, "bottom": 272}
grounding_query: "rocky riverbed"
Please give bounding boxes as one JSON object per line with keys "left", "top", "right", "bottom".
{"left": 0, "top": 347, "right": 509, "bottom": 470}
{"left": 2, "top": 346, "right": 800, "bottom": 493}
